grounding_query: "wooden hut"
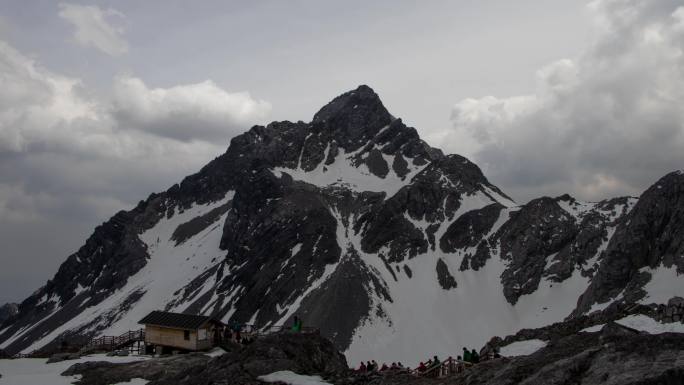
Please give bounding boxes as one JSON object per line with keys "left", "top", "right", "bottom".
{"left": 138, "top": 310, "right": 224, "bottom": 353}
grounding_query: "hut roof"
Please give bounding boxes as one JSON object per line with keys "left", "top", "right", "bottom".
{"left": 139, "top": 310, "right": 221, "bottom": 330}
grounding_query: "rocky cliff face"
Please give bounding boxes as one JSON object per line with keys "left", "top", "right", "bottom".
{"left": 342, "top": 325, "right": 684, "bottom": 385}
{"left": 0, "top": 303, "right": 17, "bottom": 324}
{"left": 0, "top": 86, "right": 682, "bottom": 365}
{"left": 575, "top": 171, "right": 684, "bottom": 314}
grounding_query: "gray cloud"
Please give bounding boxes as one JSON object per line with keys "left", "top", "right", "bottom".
{"left": 58, "top": 3, "right": 129, "bottom": 56}
{"left": 0, "top": 36, "right": 271, "bottom": 304}
{"left": 444, "top": 0, "right": 684, "bottom": 203}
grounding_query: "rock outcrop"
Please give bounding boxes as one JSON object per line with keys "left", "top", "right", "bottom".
{"left": 576, "top": 171, "right": 684, "bottom": 314}
{"left": 63, "top": 333, "right": 347, "bottom": 385}
{"left": 452, "top": 329, "right": 684, "bottom": 385}
{"left": 0, "top": 303, "right": 18, "bottom": 324}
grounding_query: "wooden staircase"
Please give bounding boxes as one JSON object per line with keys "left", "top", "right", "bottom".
{"left": 79, "top": 329, "right": 146, "bottom": 354}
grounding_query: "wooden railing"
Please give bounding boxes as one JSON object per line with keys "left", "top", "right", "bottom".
{"left": 80, "top": 329, "right": 145, "bottom": 353}
{"left": 238, "top": 324, "right": 319, "bottom": 336}
{"left": 417, "top": 357, "right": 473, "bottom": 378}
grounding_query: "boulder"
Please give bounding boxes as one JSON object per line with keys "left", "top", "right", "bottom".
{"left": 47, "top": 352, "right": 80, "bottom": 364}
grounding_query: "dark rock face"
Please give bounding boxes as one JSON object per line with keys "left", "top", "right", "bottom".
{"left": 359, "top": 155, "right": 505, "bottom": 263}
{"left": 576, "top": 171, "right": 684, "bottom": 313}
{"left": 440, "top": 203, "right": 503, "bottom": 253}
{"left": 0, "top": 303, "right": 17, "bottom": 324}
{"left": 171, "top": 201, "right": 232, "bottom": 245}
{"left": 494, "top": 198, "right": 579, "bottom": 304}
{"left": 486, "top": 194, "right": 636, "bottom": 305}
{"left": 64, "top": 333, "right": 347, "bottom": 385}
{"left": 436, "top": 259, "right": 457, "bottom": 290}
{"left": 452, "top": 332, "right": 684, "bottom": 385}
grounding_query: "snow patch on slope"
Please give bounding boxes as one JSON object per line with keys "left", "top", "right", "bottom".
{"left": 259, "top": 371, "right": 332, "bottom": 385}
{"left": 272, "top": 146, "right": 427, "bottom": 198}
{"left": 639, "top": 264, "right": 684, "bottom": 304}
{"left": 499, "top": 339, "right": 547, "bottom": 357}
{"left": 18, "top": 192, "right": 235, "bottom": 353}
{"left": 581, "top": 314, "right": 684, "bottom": 334}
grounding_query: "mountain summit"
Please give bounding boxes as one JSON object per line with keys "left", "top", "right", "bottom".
{"left": 0, "top": 86, "right": 682, "bottom": 364}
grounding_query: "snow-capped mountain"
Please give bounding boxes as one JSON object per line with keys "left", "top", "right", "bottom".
{"left": 1, "top": 86, "right": 682, "bottom": 365}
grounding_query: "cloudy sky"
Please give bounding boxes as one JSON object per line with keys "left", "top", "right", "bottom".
{"left": 0, "top": 0, "right": 683, "bottom": 304}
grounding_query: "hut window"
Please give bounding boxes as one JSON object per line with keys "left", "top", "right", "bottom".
{"left": 198, "top": 328, "right": 207, "bottom": 340}
{"left": 184, "top": 330, "right": 190, "bottom": 340}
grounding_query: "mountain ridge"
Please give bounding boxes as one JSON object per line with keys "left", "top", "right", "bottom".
{"left": 0, "top": 86, "right": 682, "bottom": 365}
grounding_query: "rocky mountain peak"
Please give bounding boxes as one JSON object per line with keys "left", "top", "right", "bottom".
{"left": 312, "top": 85, "right": 388, "bottom": 123}
{"left": 311, "top": 85, "right": 393, "bottom": 149}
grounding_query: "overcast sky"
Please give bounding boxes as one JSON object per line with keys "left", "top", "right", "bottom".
{"left": 1, "top": 0, "right": 683, "bottom": 305}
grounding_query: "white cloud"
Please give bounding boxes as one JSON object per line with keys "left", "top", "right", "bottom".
{"left": 0, "top": 40, "right": 97, "bottom": 153}
{"left": 112, "top": 76, "right": 272, "bottom": 141}
{"left": 447, "top": 0, "right": 684, "bottom": 202}
{"left": 58, "top": 3, "right": 128, "bottom": 56}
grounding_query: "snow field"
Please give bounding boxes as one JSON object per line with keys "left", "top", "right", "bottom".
{"left": 258, "top": 371, "right": 332, "bottom": 385}
{"left": 498, "top": 339, "right": 547, "bottom": 357}
{"left": 0, "top": 354, "right": 148, "bottom": 385}
{"left": 638, "top": 264, "right": 684, "bottom": 304}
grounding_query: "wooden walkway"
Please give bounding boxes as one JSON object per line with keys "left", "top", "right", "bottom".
{"left": 10, "top": 323, "right": 318, "bottom": 359}
{"left": 79, "top": 329, "right": 146, "bottom": 354}
{"left": 419, "top": 357, "right": 473, "bottom": 378}
{"left": 11, "top": 329, "right": 146, "bottom": 358}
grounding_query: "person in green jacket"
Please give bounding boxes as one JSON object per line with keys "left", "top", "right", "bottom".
{"left": 471, "top": 349, "right": 480, "bottom": 363}
{"left": 292, "top": 315, "right": 302, "bottom": 332}
{"left": 462, "top": 347, "right": 471, "bottom": 362}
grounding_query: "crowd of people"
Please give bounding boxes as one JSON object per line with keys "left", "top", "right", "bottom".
{"left": 218, "top": 320, "right": 255, "bottom": 345}
{"left": 356, "top": 360, "right": 409, "bottom": 374}
{"left": 218, "top": 315, "right": 305, "bottom": 346}
{"left": 355, "top": 346, "right": 485, "bottom": 378}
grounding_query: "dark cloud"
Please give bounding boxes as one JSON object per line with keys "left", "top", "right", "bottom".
{"left": 445, "top": 0, "right": 684, "bottom": 203}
